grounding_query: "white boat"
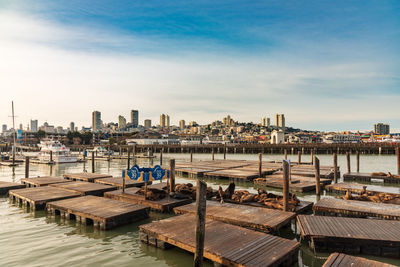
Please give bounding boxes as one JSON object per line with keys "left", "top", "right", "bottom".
{"left": 88, "top": 146, "right": 114, "bottom": 157}
{"left": 37, "top": 140, "right": 77, "bottom": 163}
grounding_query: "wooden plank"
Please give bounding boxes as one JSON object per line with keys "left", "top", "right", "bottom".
{"left": 0, "top": 181, "right": 25, "bottom": 194}
{"left": 94, "top": 177, "right": 149, "bottom": 189}
{"left": 344, "top": 172, "right": 400, "bottom": 184}
{"left": 314, "top": 198, "right": 400, "bottom": 220}
{"left": 174, "top": 201, "right": 295, "bottom": 232}
{"left": 46, "top": 195, "right": 150, "bottom": 230}
{"left": 325, "top": 182, "right": 400, "bottom": 197}
{"left": 323, "top": 253, "right": 396, "bottom": 267}
{"left": 50, "top": 181, "right": 117, "bottom": 196}
{"left": 254, "top": 175, "right": 331, "bottom": 192}
{"left": 63, "top": 172, "right": 112, "bottom": 182}
{"left": 104, "top": 187, "right": 192, "bottom": 212}
{"left": 140, "top": 214, "right": 300, "bottom": 267}
{"left": 20, "top": 176, "right": 71, "bottom": 187}
{"left": 9, "top": 187, "right": 81, "bottom": 210}
{"left": 297, "top": 215, "right": 400, "bottom": 257}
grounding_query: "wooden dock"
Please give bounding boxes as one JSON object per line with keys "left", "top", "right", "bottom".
{"left": 94, "top": 177, "right": 149, "bottom": 188}
{"left": 20, "top": 176, "right": 71, "bottom": 187}
{"left": 104, "top": 187, "right": 192, "bottom": 212}
{"left": 63, "top": 173, "right": 112, "bottom": 182}
{"left": 46, "top": 195, "right": 150, "bottom": 230}
{"left": 9, "top": 187, "right": 81, "bottom": 210}
{"left": 286, "top": 165, "right": 337, "bottom": 179}
{"left": 0, "top": 181, "right": 25, "bottom": 195}
{"left": 297, "top": 215, "right": 400, "bottom": 257}
{"left": 323, "top": 253, "right": 396, "bottom": 267}
{"left": 314, "top": 198, "right": 400, "bottom": 220}
{"left": 344, "top": 172, "right": 400, "bottom": 183}
{"left": 140, "top": 214, "right": 300, "bottom": 267}
{"left": 325, "top": 182, "right": 400, "bottom": 197}
{"left": 50, "top": 181, "right": 117, "bottom": 196}
{"left": 254, "top": 175, "right": 331, "bottom": 192}
{"left": 174, "top": 201, "right": 295, "bottom": 232}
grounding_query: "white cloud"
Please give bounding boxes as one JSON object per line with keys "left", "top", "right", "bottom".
{"left": 0, "top": 11, "right": 398, "bottom": 131}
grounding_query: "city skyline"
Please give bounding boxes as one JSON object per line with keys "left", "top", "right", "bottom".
{"left": 0, "top": 1, "right": 399, "bottom": 131}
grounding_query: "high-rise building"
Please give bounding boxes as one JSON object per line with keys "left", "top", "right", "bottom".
{"left": 223, "top": 115, "right": 234, "bottom": 127}
{"left": 92, "top": 111, "right": 102, "bottom": 132}
{"left": 130, "top": 110, "right": 139, "bottom": 127}
{"left": 179, "top": 120, "right": 185, "bottom": 129}
{"left": 261, "top": 117, "right": 270, "bottom": 127}
{"left": 160, "top": 114, "right": 166, "bottom": 127}
{"left": 2, "top": 124, "right": 7, "bottom": 133}
{"left": 275, "top": 114, "right": 285, "bottom": 130}
{"left": 70, "top": 122, "right": 75, "bottom": 132}
{"left": 30, "top": 120, "right": 38, "bottom": 132}
{"left": 118, "top": 115, "right": 126, "bottom": 129}
{"left": 144, "top": 119, "right": 152, "bottom": 129}
{"left": 374, "top": 123, "right": 390, "bottom": 135}
{"left": 166, "top": 115, "right": 170, "bottom": 128}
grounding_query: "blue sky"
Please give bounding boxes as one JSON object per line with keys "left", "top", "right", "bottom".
{"left": 0, "top": 1, "right": 399, "bottom": 131}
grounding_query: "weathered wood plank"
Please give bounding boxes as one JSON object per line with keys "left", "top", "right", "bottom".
{"left": 63, "top": 173, "right": 112, "bottom": 182}
{"left": 94, "top": 177, "right": 149, "bottom": 189}
{"left": 50, "top": 181, "right": 117, "bottom": 196}
{"left": 0, "top": 181, "right": 25, "bottom": 195}
{"left": 323, "top": 253, "right": 396, "bottom": 267}
{"left": 20, "top": 176, "right": 70, "bottom": 187}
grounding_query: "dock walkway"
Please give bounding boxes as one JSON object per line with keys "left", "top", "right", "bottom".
{"left": 174, "top": 201, "right": 295, "bottom": 232}
{"left": 344, "top": 172, "right": 400, "bottom": 184}
{"left": 0, "top": 181, "right": 25, "bottom": 195}
{"left": 140, "top": 214, "right": 300, "bottom": 267}
{"left": 63, "top": 173, "right": 112, "bottom": 182}
{"left": 94, "top": 177, "right": 148, "bottom": 188}
{"left": 323, "top": 253, "right": 396, "bottom": 267}
{"left": 50, "top": 181, "right": 117, "bottom": 196}
{"left": 254, "top": 175, "right": 331, "bottom": 192}
{"left": 314, "top": 198, "right": 400, "bottom": 220}
{"left": 9, "top": 187, "right": 81, "bottom": 210}
{"left": 46, "top": 195, "right": 149, "bottom": 230}
{"left": 21, "top": 176, "right": 70, "bottom": 187}
{"left": 297, "top": 215, "right": 400, "bottom": 257}
{"left": 325, "top": 182, "right": 400, "bottom": 196}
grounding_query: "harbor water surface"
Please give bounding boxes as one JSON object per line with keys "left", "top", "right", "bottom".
{"left": 1, "top": 153, "right": 400, "bottom": 267}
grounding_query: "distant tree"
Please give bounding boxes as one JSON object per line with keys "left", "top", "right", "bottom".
{"left": 108, "top": 137, "right": 115, "bottom": 145}
{"left": 37, "top": 130, "right": 46, "bottom": 139}
{"left": 81, "top": 132, "right": 93, "bottom": 145}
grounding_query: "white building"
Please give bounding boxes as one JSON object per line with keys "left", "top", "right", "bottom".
{"left": 322, "top": 134, "right": 360, "bottom": 143}
{"left": 271, "top": 130, "right": 285, "bottom": 144}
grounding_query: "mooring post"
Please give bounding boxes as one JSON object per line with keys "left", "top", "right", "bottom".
{"left": 194, "top": 179, "right": 207, "bottom": 267}
{"left": 91, "top": 151, "right": 95, "bottom": 173}
{"left": 127, "top": 149, "right": 131, "bottom": 169}
{"left": 346, "top": 151, "right": 351, "bottom": 173}
{"left": 356, "top": 150, "right": 360, "bottom": 173}
{"left": 108, "top": 145, "right": 111, "bottom": 161}
{"left": 397, "top": 147, "right": 400, "bottom": 175}
{"left": 298, "top": 150, "right": 301, "bottom": 164}
{"left": 315, "top": 156, "right": 321, "bottom": 198}
{"left": 170, "top": 159, "right": 175, "bottom": 192}
{"left": 282, "top": 160, "right": 290, "bottom": 211}
{"left": 50, "top": 150, "right": 53, "bottom": 163}
{"left": 191, "top": 150, "right": 193, "bottom": 162}
{"left": 119, "top": 147, "right": 122, "bottom": 156}
{"left": 212, "top": 148, "right": 215, "bottom": 161}
{"left": 83, "top": 149, "right": 86, "bottom": 161}
{"left": 122, "top": 175, "right": 125, "bottom": 194}
{"left": 311, "top": 150, "right": 314, "bottom": 165}
{"left": 160, "top": 149, "right": 163, "bottom": 165}
{"left": 25, "top": 156, "right": 29, "bottom": 178}
{"left": 333, "top": 152, "right": 338, "bottom": 184}
{"left": 284, "top": 149, "right": 287, "bottom": 160}
{"left": 258, "top": 153, "right": 262, "bottom": 177}
{"left": 223, "top": 144, "right": 226, "bottom": 160}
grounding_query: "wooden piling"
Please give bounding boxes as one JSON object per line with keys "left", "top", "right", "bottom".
{"left": 397, "top": 147, "right": 400, "bottom": 175}
{"left": 223, "top": 144, "right": 226, "bottom": 160}
{"left": 284, "top": 149, "right": 287, "bottom": 160}
{"left": 258, "top": 153, "right": 262, "bottom": 177}
{"left": 212, "top": 148, "right": 215, "bottom": 161}
{"left": 346, "top": 151, "right": 351, "bottom": 173}
{"left": 108, "top": 145, "right": 111, "bottom": 161}
{"left": 170, "top": 159, "right": 175, "bottom": 192}
{"left": 314, "top": 156, "right": 320, "bottom": 197}
{"left": 333, "top": 153, "right": 338, "bottom": 184}
{"left": 298, "top": 151, "right": 301, "bottom": 164}
{"left": 50, "top": 151, "right": 53, "bottom": 163}
{"left": 25, "top": 156, "right": 29, "bottom": 178}
{"left": 191, "top": 150, "right": 193, "bottom": 162}
{"left": 91, "top": 151, "right": 95, "bottom": 173}
{"left": 194, "top": 179, "right": 207, "bottom": 267}
{"left": 356, "top": 150, "right": 360, "bottom": 173}
{"left": 128, "top": 149, "right": 131, "bottom": 169}
{"left": 160, "top": 149, "right": 163, "bottom": 165}
{"left": 282, "top": 160, "right": 289, "bottom": 212}
{"left": 310, "top": 150, "right": 314, "bottom": 165}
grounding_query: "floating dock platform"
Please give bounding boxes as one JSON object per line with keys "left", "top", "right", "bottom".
{"left": 322, "top": 253, "right": 395, "bottom": 267}
{"left": 20, "top": 176, "right": 70, "bottom": 187}
{"left": 63, "top": 173, "right": 112, "bottom": 182}
{"left": 325, "top": 182, "right": 400, "bottom": 197}
{"left": 0, "top": 181, "right": 25, "bottom": 195}
{"left": 174, "top": 201, "right": 295, "bottom": 232}
{"left": 297, "top": 215, "right": 400, "bottom": 257}
{"left": 314, "top": 198, "right": 400, "bottom": 220}
{"left": 9, "top": 187, "right": 81, "bottom": 210}
{"left": 343, "top": 172, "right": 400, "bottom": 183}
{"left": 94, "top": 177, "right": 149, "bottom": 188}
{"left": 50, "top": 181, "right": 117, "bottom": 196}
{"left": 254, "top": 175, "right": 331, "bottom": 192}
{"left": 104, "top": 187, "right": 192, "bottom": 212}
{"left": 46, "top": 195, "right": 150, "bottom": 230}
{"left": 140, "top": 214, "right": 300, "bottom": 267}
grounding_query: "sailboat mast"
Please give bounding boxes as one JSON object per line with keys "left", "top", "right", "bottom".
{"left": 12, "top": 101, "right": 16, "bottom": 165}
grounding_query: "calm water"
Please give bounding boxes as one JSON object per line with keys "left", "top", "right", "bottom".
{"left": 1, "top": 153, "right": 399, "bottom": 267}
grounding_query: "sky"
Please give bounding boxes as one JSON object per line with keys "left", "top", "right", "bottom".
{"left": 0, "top": 1, "right": 399, "bottom": 132}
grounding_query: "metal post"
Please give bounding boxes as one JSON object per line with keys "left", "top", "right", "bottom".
{"left": 194, "top": 179, "right": 207, "bottom": 267}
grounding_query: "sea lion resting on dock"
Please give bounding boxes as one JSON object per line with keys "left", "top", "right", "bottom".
{"left": 174, "top": 183, "right": 215, "bottom": 200}
{"left": 342, "top": 187, "right": 398, "bottom": 203}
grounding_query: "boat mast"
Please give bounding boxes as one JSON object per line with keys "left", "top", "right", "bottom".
{"left": 12, "top": 101, "right": 16, "bottom": 165}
